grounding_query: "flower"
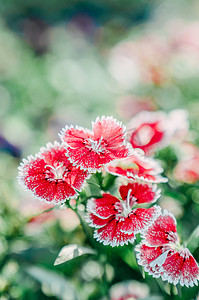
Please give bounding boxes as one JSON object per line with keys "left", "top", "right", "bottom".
{"left": 171, "top": 21, "right": 199, "bottom": 54}
{"left": 106, "top": 150, "right": 168, "bottom": 183}
{"left": 127, "top": 110, "right": 189, "bottom": 155}
{"left": 136, "top": 210, "right": 199, "bottom": 287}
{"left": 86, "top": 182, "right": 161, "bottom": 247}
{"left": 127, "top": 111, "right": 167, "bottom": 155}
{"left": 109, "top": 280, "right": 149, "bottom": 300}
{"left": 174, "top": 142, "right": 199, "bottom": 184}
{"left": 18, "top": 141, "right": 89, "bottom": 204}
{"left": 59, "top": 116, "right": 129, "bottom": 172}
{"left": 108, "top": 35, "right": 170, "bottom": 88}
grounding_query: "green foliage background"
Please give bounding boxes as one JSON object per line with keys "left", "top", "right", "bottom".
{"left": 0, "top": 0, "right": 199, "bottom": 299}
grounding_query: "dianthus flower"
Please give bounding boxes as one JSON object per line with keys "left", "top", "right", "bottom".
{"left": 174, "top": 142, "right": 199, "bottom": 184}
{"left": 109, "top": 280, "right": 149, "bottom": 300}
{"left": 127, "top": 110, "right": 188, "bottom": 155}
{"left": 59, "top": 116, "right": 129, "bottom": 172}
{"left": 18, "top": 141, "right": 89, "bottom": 204}
{"left": 136, "top": 210, "right": 199, "bottom": 287}
{"left": 106, "top": 151, "right": 168, "bottom": 183}
{"left": 86, "top": 182, "right": 161, "bottom": 247}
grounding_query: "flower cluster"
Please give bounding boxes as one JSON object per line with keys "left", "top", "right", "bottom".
{"left": 18, "top": 113, "right": 199, "bottom": 288}
{"left": 18, "top": 116, "right": 129, "bottom": 203}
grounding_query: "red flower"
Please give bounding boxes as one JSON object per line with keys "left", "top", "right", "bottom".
{"left": 106, "top": 151, "right": 168, "bottom": 183}
{"left": 136, "top": 210, "right": 199, "bottom": 287}
{"left": 127, "top": 110, "right": 188, "bottom": 155}
{"left": 18, "top": 142, "right": 89, "bottom": 204}
{"left": 128, "top": 111, "right": 166, "bottom": 155}
{"left": 86, "top": 182, "right": 161, "bottom": 247}
{"left": 59, "top": 116, "right": 129, "bottom": 172}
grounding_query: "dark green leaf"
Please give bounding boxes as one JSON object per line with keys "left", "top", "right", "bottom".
{"left": 186, "top": 224, "right": 199, "bottom": 252}
{"left": 26, "top": 265, "right": 79, "bottom": 300}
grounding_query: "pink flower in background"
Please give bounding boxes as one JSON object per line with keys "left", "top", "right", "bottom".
{"left": 131, "top": 35, "right": 171, "bottom": 85}
{"left": 174, "top": 142, "right": 199, "bottom": 184}
{"left": 109, "top": 280, "right": 149, "bottom": 300}
{"left": 86, "top": 182, "right": 161, "bottom": 247}
{"left": 166, "top": 109, "right": 189, "bottom": 142}
{"left": 116, "top": 95, "right": 156, "bottom": 120}
{"left": 108, "top": 35, "right": 171, "bottom": 88}
{"left": 170, "top": 21, "right": 199, "bottom": 54}
{"left": 59, "top": 116, "right": 129, "bottom": 172}
{"left": 106, "top": 151, "right": 168, "bottom": 183}
{"left": 18, "top": 141, "right": 89, "bottom": 204}
{"left": 136, "top": 210, "right": 199, "bottom": 287}
{"left": 127, "top": 109, "right": 189, "bottom": 155}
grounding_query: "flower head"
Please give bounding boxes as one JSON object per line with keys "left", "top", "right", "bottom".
{"left": 59, "top": 116, "right": 129, "bottom": 172}
{"left": 128, "top": 111, "right": 166, "bottom": 155}
{"left": 110, "top": 280, "right": 149, "bottom": 300}
{"left": 136, "top": 210, "right": 199, "bottom": 287}
{"left": 127, "top": 110, "right": 189, "bottom": 155}
{"left": 86, "top": 182, "right": 161, "bottom": 247}
{"left": 18, "top": 141, "right": 89, "bottom": 204}
{"left": 174, "top": 142, "right": 199, "bottom": 184}
{"left": 106, "top": 151, "right": 168, "bottom": 183}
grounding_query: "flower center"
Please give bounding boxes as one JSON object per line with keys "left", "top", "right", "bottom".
{"left": 45, "top": 163, "right": 67, "bottom": 181}
{"left": 115, "top": 189, "right": 137, "bottom": 218}
{"left": 87, "top": 137, "right": 105, "bottom": 154}
{"left": 150, "top": 241, "right": 188, "bottom": 269}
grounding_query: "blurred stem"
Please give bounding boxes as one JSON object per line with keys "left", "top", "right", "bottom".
{"left": 75, "top": 207, "right": 95, "bottom": 248}
{"left": 68, "top": 201, "right": 110, "bottom": 298}
{"left": 100, "top": 254, "right": 110, "bottom": 299}
{"left": 25, "top": 206, "right": 55, "bottom": 223}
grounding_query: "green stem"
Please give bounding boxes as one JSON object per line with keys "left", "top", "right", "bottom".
{"left": 75, "top": 208, "right": 96, "bottom": 248}
{"left": 102, "top": 265, "right": 110, "bottom": 298}
{"left": 26, "top": 206, "right": 56, "bottom": 222}
{"left": 68, "top": 201, "right": 110, "bottom": 298}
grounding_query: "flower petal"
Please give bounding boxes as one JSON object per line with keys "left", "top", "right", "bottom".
{"left": 121, "top": 206, "right": 161, "bottom": 234}
{"left": 161, "top": 249, "right": 199, "bottom": 287}
{"left": 135, "top": 242, "right": 164, "bottom": 277}
{"left": 93, "top": 116, "right": 127, "bottom": 149}
{"left": 86, "top": 194, "right": 119, "bottom": 219}
{"left": 93, "top": 218, "right": 135, "bottom": 247}
{"left": 119, "top": 182, "right": 161, "bottom": 204}
{"left": 106, "top": 151, "right": 168, "bottom": 183}
{"left": 85, "top": 212, "right": 114, "bottom": 228}
{"left": 142, "top": 210, "right": 178, "bottom": 246}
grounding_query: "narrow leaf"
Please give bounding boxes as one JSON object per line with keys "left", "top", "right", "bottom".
{"left": 186, "top": 224, "right": 199, "bottom": 252}
{"left": 54, "top": 244, "right": 97, "bottom": 266}
{"left": 141, "top": 297, "right": 164, "bottom": 300}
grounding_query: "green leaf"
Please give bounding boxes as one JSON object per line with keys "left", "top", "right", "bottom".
{"left": 186, "top": 224, "right": 199, "bottom": 252}
{"left": 26, "top": 265, "right": 79, "bottom": 300}
{"left": 54, "top": 244, "right": 97, "bottom": 266}
{"left": 156, "top": 278, "right": 171, "bottom": 295}
{"left": 141, "top": 297, "right": 164, "bottom": 300}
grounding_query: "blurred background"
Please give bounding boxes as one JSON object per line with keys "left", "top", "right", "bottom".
{"left": 1, "top": 0, "right": 199, "bottom": 299}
